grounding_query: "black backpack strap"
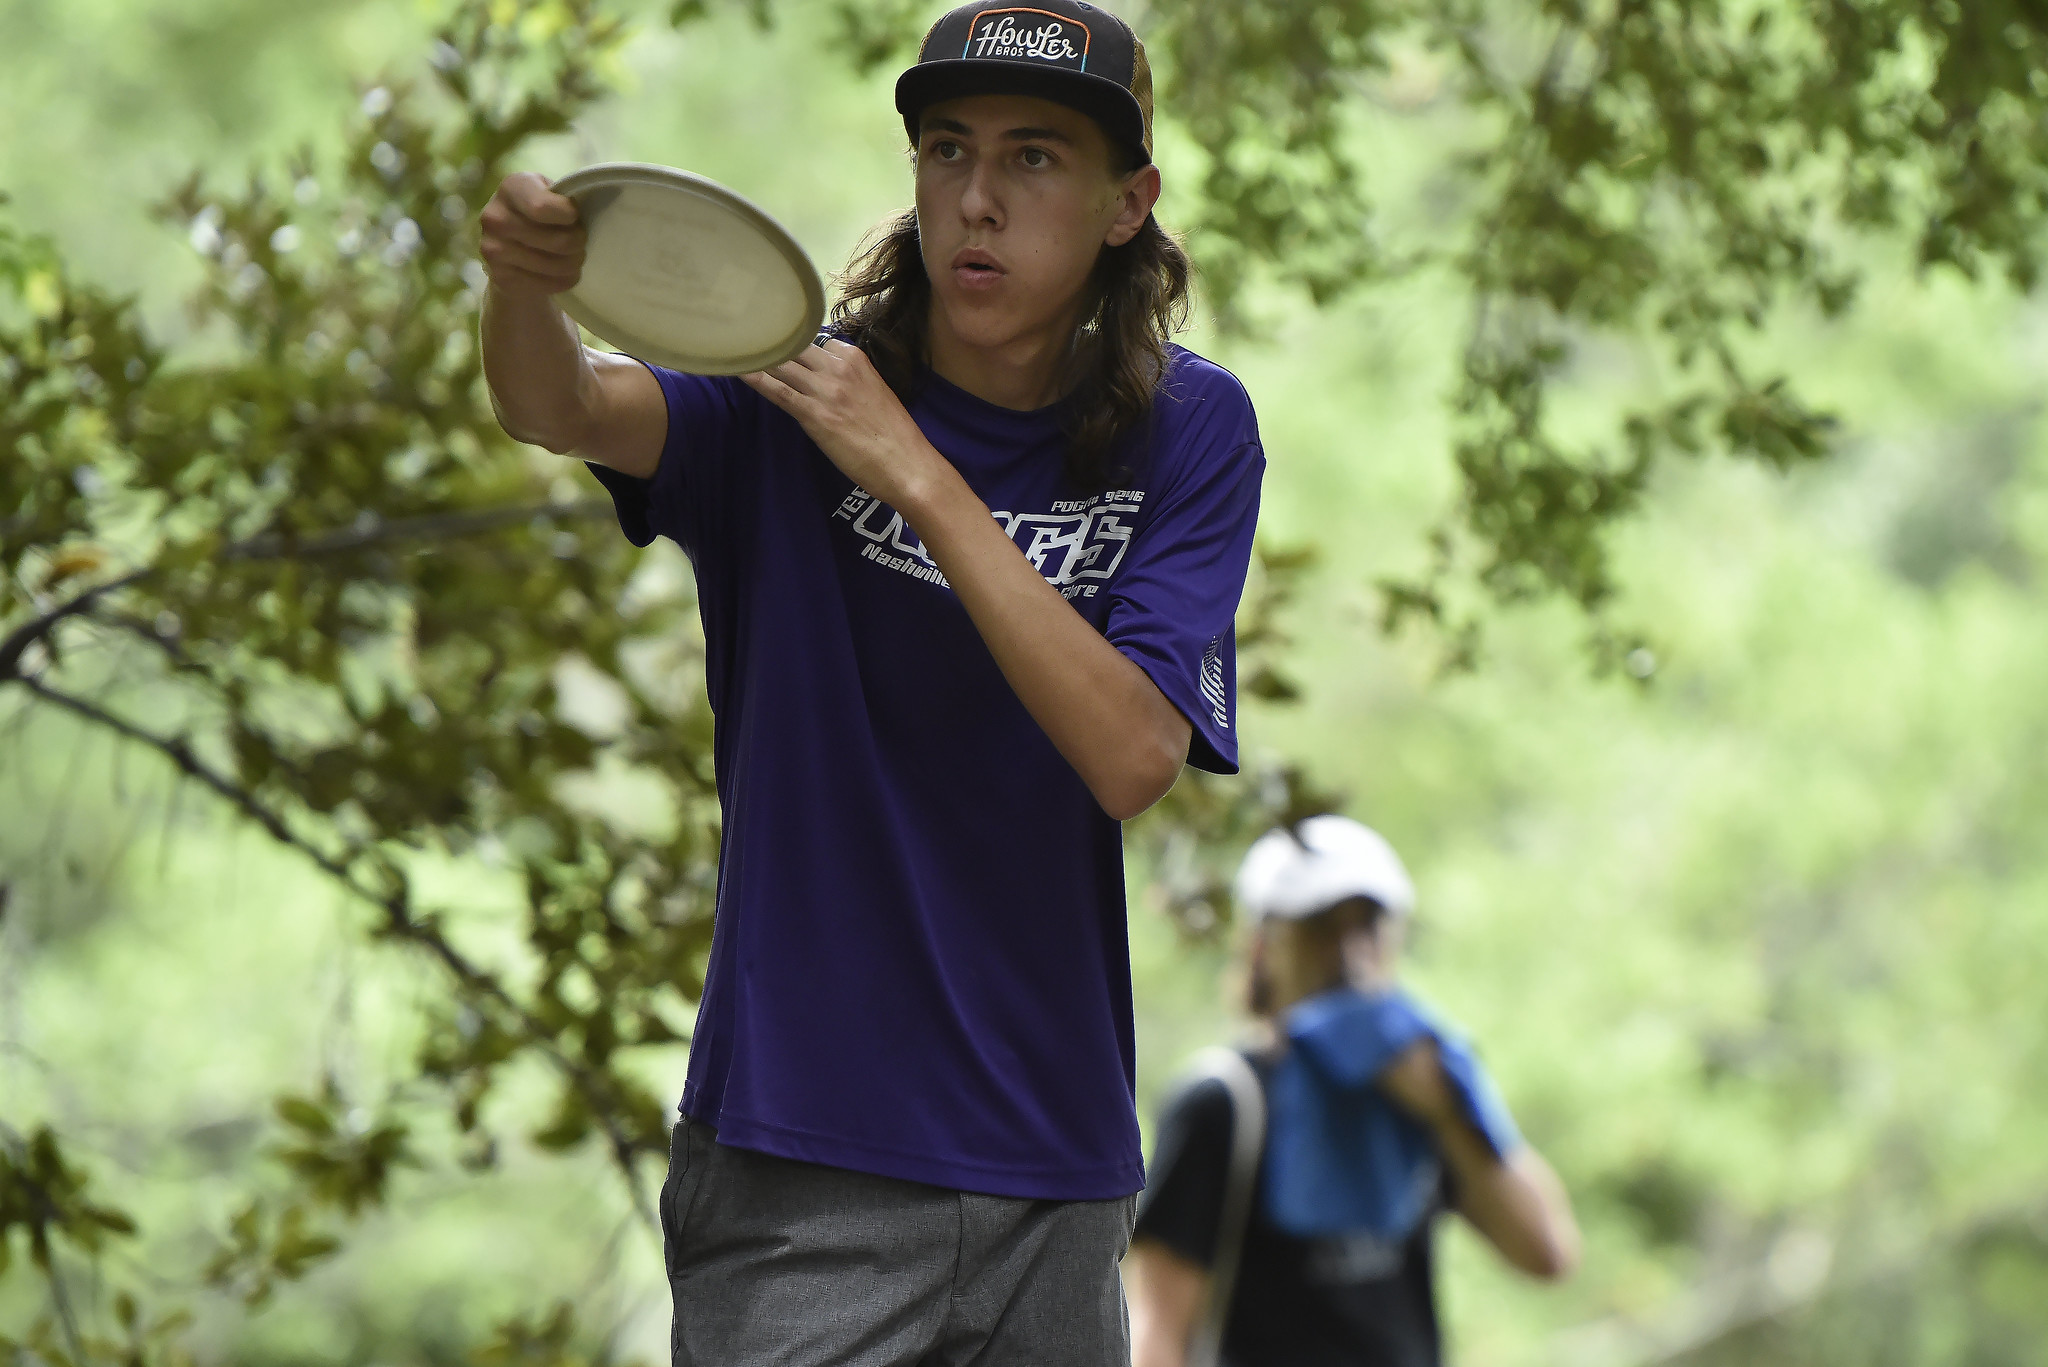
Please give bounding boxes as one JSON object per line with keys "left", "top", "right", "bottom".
{"left": 1182, "top": 1047, "right": 1267, "bottom": 1367}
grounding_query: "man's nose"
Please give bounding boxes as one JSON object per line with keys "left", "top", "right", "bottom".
{"left": 959, "top": 157, "right": 1002, "bottom": 226}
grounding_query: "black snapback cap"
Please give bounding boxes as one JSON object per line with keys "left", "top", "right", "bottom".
{"left": 895, "top": 2, "right": 1154, "bottom": 165}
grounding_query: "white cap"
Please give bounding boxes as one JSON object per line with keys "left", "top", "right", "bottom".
{"left": 1234, "top": 815, "right": 1416, "bottom": 921}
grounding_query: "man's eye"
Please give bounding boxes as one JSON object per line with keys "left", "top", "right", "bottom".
{"left": 1021, "top": 147, "right": 1051, "bottom": 168}
{"left": 932, "top": 140, "right": 963, "bottom": 160}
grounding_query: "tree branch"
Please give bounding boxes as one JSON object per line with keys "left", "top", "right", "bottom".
{"left": 222, "top": 497, "right": 613, "bottom": 563}
{"left": 13, "top": 672, "right": 663, "bottom": 1222}
{"left": 0, "top": 569, "right": 152, "bottom": 682}
{"left": 0, "top": 498, "right": 613, "bottom": 684}
{"left": 16, "top": 673, "right": 372, "bottom": 893}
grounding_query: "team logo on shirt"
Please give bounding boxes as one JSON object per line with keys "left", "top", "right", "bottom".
{"left": 1304, "top": 1227, "right": 1412, "bottom": 1285}
{"left": 832, "top": 485, "right": 1143, "bottom": 599}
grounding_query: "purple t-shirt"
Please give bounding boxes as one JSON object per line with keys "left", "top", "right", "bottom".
{"left": 588, "top": 344, "right": 1263, "bottom": 1200}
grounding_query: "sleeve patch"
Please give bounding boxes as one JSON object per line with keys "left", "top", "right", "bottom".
{"left": 1200, "top": 636, "right": 1230, "bottom": 730}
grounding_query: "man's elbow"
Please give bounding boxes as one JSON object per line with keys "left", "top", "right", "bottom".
{"left": 1094, "top": 740, "right": 1186, "bottom": 822}
{"left": 1486, "top": 1147, "right": 1581, "bottom": 1282}
{"left": 1098, "top": 782, "right": 1168, "bottom": 824}
{"left": 488, "top": 387, "right": 590, "bottom": 457}
{"left": 1517, "top": 1226, "right": 1581, "bottom": 1282}
{"left": 502, "top": 415, "right": 588, "bottom": 458}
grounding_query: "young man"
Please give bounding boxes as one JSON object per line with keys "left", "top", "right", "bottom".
{"left": 1127, "top": 817, "right": 1580, "bottom": 1367}
{"left": 476, "top": 3, "right": 1263, "bottom": 1363}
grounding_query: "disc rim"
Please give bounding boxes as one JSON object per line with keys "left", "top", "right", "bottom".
{"left": 549, "top": 162, "right": 826, "bottom": 376}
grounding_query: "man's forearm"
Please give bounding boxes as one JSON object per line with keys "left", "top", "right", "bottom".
{"left": 1126, "top": 1240, "right": 1206, "bottom": 1367}
{"left": 903, "top": 460, "right": 1190, "bottom": 821}
{"left": 480, "top": 285, "right": 598, "bottom": 453}
{"left": 1434, "top": 1116, "right": 1580, "bottom": 1279}
{"left": 732, "top": 341, "right": 1195, "bottom": 817}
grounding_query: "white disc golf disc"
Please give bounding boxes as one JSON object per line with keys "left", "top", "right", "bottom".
{"left": 550, "top": 162, "right": 825, "bottom": 376}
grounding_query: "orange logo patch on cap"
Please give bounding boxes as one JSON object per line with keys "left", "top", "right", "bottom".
{"left": 964, "top": 8, "right": 1091, "bottom": 71}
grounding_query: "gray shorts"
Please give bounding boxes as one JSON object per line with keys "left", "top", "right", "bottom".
{"left": 659, "top": 1119, "right": 1135, "bottom": 1366}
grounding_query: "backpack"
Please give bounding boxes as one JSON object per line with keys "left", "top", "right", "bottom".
{"left": 1180, "top": 1047, "right": 1268, "bottom": 1367}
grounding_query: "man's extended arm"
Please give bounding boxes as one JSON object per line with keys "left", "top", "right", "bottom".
{"left": 1378, "top": 1040, "right": 1582, "bottom": 1279}
{"left": 477, "top": 172, "right": 666, "bottom": 477}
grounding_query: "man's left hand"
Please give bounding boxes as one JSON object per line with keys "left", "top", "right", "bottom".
{"left": 742, "top": 341, "right": 946, "bottom": 509}
{"left": 1377, "top": 1038, "right": 1461, "bottom": 1132}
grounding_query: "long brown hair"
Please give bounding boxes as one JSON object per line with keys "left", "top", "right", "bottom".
{"left": 830, "top": 181, "right": 1192, "bottom": 493}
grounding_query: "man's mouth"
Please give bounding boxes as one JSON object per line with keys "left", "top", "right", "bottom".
{"left": 951, "top": 248, "right": 1005, "bottom": 284}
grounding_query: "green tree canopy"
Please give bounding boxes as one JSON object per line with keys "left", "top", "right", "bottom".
{"left": 4, "top": 0, "right": 2045, "bottom": 1362}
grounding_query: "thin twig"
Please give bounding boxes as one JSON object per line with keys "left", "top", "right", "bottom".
{"left": 41, "top": 1246, "right": 88, "bottom": 1366}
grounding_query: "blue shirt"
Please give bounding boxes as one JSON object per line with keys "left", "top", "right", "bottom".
{"left": 589, "top": 345, "right": 1264, "bottom": 1199}
{"left": 1264, "top": 988, "right": 1523, "bottom": 1239}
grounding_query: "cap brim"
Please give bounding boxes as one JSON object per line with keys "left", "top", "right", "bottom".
{"left": 895, "top": 61, "right": 1148, "bottom": 165}
{"left": 1255, "top": 894, "right": 1408, "bottom": 922}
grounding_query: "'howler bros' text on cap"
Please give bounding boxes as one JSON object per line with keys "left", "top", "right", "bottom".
{"left": 894, "top": 1, "right": 1154, "bottom": 165}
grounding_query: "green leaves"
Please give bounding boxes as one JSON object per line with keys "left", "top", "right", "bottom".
{"left": 206, "top": 1200, "right": 345, "bottom": 1308}
{"left": 1, "top": 0, "right": 702, "bottom": 1355}
{"left": 0, "top": 1126, "right": 139, "bottom": 1278}
{"left": 196, "top": 1095, "right": 413, "bottom": 1307}
{"left": 1127, "top": 541, "right": 1343, "bottom": 940}
{"left": 1147, "top": 0, "right": 1399, "bottom": 318}
{"left": 8, "top": 0, "right": 2045, "bottom": 1359}
{"left": 1130, "top": 0, "right": 2048, "bottom": 662}
{"left": 271, "top": 1099, "right": 417, "bottom": 1217}
{"left": 471, "top": 1302, "right": 627, "bottom": 1367}
{"left": 826, "top": 0, "right": 930, "bottom": 73}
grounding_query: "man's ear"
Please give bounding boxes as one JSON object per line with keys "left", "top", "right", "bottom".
{"left": 1104, "top": 163, "right": 1162, "bottom": 247}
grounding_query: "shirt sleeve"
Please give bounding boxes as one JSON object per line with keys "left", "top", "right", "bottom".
{"left": 1133, "top": 1076, "right": 1238, "bottom": 1268}
{"left": 1435, "top": 1033, "right": 1524, "bottom": 1159}
{"left": 1290, "top": 988, "right": 1524, "bottom": 1160}
{"left": 583, "top": 360, "right": 752, "bottom": 559}
{"left": 1103, "top": 435, "right": 1265, "bottom": 776}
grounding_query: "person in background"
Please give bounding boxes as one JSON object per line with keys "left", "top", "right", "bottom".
{"left": 1127, "top": 815, "right": 1581, "bottom": 1367}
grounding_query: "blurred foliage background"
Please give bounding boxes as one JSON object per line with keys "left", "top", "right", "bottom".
{"left": 4, "top": 0, "right": 2048, "bottom": 1365}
